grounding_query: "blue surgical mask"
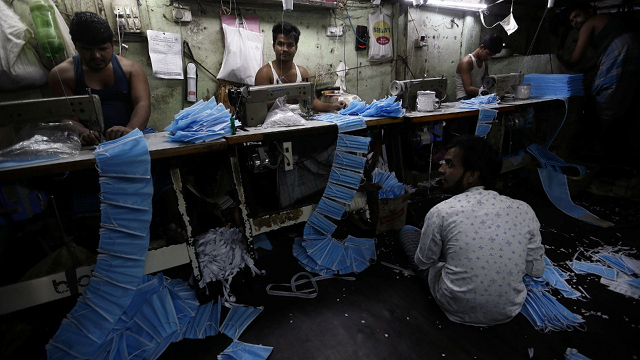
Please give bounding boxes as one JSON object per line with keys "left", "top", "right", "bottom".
{"left": 570, "top": 260, "right": 617, "bottom": 281}
{"left": 306, "top": 212, "right": 337, "bottom": 235}
{"left": 336, "top": 134, "right": 371, "bottom": 153}
{"left": 333, "top": 151, "right": 366, "bottom": 173}
{"left": 316, "top": 197, "right": 346, "bottom": 220}
{"left": 323, "top": 183, "right": 357, "bottom": 205}
{"left": 329, "top": 167, "right": 363, "bottom": 189}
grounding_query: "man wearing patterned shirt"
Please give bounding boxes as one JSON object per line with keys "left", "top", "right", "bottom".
{"left": 404, "top": 135, "right": 545, "bottom": 325}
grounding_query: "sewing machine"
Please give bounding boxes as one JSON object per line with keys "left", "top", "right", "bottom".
{"left": 482, "top": 73, "right": 524, "bottom": 99}
{"left": 230, "top": 82, "right": 315, "bottom": 127}
{"left": 0, "top": 95, "right": 104, "bottom": 132}
{"left": 389, "top": 77, "right": 448, "bottom": 111}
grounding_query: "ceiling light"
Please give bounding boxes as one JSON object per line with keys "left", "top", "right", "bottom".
{"left": 424, "top": 0, "right": 487, "bottom": 11}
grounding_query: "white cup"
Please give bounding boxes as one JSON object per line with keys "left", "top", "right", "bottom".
{"left": 416, "top": 90, "right": 440, "bottom": 112}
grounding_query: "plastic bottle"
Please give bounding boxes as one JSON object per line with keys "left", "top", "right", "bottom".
{"left": 29, "top": 0, "right": 64, "bottom": 57}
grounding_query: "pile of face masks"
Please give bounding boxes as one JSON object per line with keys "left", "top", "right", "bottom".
{"left": 371, "top": 170, "right": 406, "bottom": 199}
{"left": 456, "top": 93, "right": 501, "bottom": 109}
{"left": 569, "top": 248, "right": 640, "bottom": 298}
{"left": 337, "top": 96, "right": 406, "bottom": 117}
{"left": 314, "top": 113, "right": 366, "bottom": 133}
{"left": 519, "top": 256, "right": 586, "bottom": 332}
{"left": 524, "top": 74, "right": 585, "bottom": 98}
{"left": 521, "top": 275, "right": 586, "bottom": 332}
{"left": 165, "top": 98, "right": 239, "bottom": 143}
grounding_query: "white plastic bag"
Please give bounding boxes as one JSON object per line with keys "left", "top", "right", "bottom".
{"left": 262, "top": 96, "right": 307, "bottom": 129}
{"left": 368, "top": 7, "right": 393, "bottom": 62}
{"left": 217, "top": 22, "right": 263, "bottom": 85}
{"left": 0, "top": 0, "right": 48, "bottom": 90}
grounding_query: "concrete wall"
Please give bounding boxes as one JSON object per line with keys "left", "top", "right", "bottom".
{"left": 402, "top": 6, "right": 482, "bottom": 101}
{"left": 2, "top": 0, "right": 400, "bottom": 131}
{"left": 3, "top": 0, "right": 561, "bottom": 131}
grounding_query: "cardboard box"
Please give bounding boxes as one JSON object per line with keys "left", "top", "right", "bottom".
{"left": 368, "top": 191, "right": 410, "bottom": 234}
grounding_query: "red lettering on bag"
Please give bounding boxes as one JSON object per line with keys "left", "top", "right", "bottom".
{"left": 377, "top": 36, "right": 390, "bottom": 45}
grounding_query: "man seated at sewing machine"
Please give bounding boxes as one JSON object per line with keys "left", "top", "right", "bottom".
{"left": 48, "top": 11, "right": 150, "bottom": 146}
{"left": 455, "top": 34, "right": 503, "bottom": 101}
{"left": 254, "top": 21, "right": 346, "bottom": 112}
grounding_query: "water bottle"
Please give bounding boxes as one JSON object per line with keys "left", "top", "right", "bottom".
{"left": 29, "top": 0, "right": 64, "bottom": 57}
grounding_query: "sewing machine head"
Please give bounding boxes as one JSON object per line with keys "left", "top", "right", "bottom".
{"left": 233, "top": 82, "right": 314, "bottom": 127}
{"left": 482, "top": 73, "right": 524, "bottom": 99}
{"left": 389, "top": 77, "right": 448, "bottom": 111}
{"left": 0, "top": 95, "right": 104, "bottom": 133}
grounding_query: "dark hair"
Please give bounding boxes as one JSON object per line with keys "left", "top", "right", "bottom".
{"left": 69, "top": 11, "right": 113, "bottom": 46}
{"left": 272, "top": 21, "right": 301, "bottom": 45}
{"left": 567, "top": 2, "right": 596, "bottom": 14}
{"left": 446, "top": 135, "right": 502, "bottom": 190}
{"left": 480, "top": 34, "right": 503, "bottom": 55}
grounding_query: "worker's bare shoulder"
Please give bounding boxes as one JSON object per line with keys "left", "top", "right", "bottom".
{"left": 456, "top": 55, "right": 473, "bottom": 73}
{"left": 116, "top": 55, "right": 146, "bottom": 77}
{"left": 297, "top": 64, "right": 310, "bottom": 80}
{"left": 254, "top": 63, "right": 274, "bottom": 85}
{"left": 51, "top": 57, "right": 74, "bottom": 76}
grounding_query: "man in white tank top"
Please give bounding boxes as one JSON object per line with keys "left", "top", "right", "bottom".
{"left": 255, "top": 21, "right": 345, "bottom": 112}
{"left": 455, "top": 34, "right": 503, "bottom": 100}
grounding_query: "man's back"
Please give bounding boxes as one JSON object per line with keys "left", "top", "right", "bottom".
{"left": 417, "top": 187, "right": 544, "bottom": 325}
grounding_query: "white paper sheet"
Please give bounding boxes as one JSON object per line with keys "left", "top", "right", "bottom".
{"left": 147, "top": 30, "right": 183, "bottom": 79}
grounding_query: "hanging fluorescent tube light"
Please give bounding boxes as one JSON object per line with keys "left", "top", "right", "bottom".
{"left": 423, "top": 0, "right": 487, "bottom": 11}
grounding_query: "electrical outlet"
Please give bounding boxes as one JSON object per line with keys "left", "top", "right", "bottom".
{"left": 112, "top": 1, "right": 142, "bottom": 32}
{"left": 283, "top": 142, "right": 293, "bottom": 171}
{"left": 326, "top": 26, "right": 344, "bottom": 38}
{"left": 172, "top": 6, "right": 192, "bottom": 22}
{"left": 414, "top": 35, "right": 427, "bottom": 48}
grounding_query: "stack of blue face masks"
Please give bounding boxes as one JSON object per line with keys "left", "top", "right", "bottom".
{"left": 314, "top": 113, "right": 366, "bottom": 133}
{"left": 521, "top": 276, "right": 586, "bottom": 332}
{"left": 456, "top": 93, "right": 501, "bottom": 109}
{"left": 524, "top": 73, "right": 584, "bottom": 98}
{"left": 371, "top": 171, "right": 406, "bottom": 199}
{"left": 165, "top": 99, "right": 240, "bottom": 143}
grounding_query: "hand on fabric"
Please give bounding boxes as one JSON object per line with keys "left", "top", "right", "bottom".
{"left": 478, "top": 87, "right": 489, "bottom": 96}
{"left": 332, "top": 100, "right": 347, "bottom": 111}
{"left": 105, "top": 126, "right": 133, "bottom": 141}
{"left": 80, "top": 129, "right": 102, "bottom": 146}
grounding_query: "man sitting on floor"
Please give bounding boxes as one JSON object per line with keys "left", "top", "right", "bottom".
{"left": 401, "top": 135, "right": 545, "bottom": 326}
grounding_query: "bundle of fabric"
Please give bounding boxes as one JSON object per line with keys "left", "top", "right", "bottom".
{"left": 523, "top": 73, "right": 584, "bottom": 98}
{"left": 165, "top": 98, "right": 239, "bottom": 143}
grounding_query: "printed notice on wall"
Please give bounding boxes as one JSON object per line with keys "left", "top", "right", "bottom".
{"left": 147, "top": 30, "right": 183, "bottom": 79}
